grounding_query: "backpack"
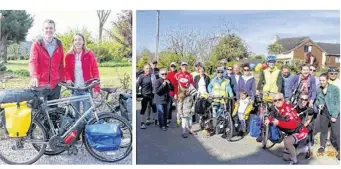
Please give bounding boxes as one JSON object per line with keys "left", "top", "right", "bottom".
{"left": 249, "top": 114, "right": 261, "bottom": 137}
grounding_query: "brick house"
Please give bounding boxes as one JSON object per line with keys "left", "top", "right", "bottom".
{"left": 274, "top": 36, "right": 340, "bottom": 69}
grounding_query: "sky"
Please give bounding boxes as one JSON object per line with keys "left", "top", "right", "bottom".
{"left": 136, "top": 10, "right": 340, "bottom": 55}
{"left": 26, "top": 10, "right": 121, "bottom": 41}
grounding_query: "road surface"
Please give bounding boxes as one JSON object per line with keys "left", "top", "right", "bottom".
{"left": 136, "top": 100, "right": 339, "bottom": 165}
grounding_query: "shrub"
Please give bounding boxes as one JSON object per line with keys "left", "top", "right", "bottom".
{"left": 98, "top": 61, "right": 131, "bottom": 67}
{"left": 0, "top": 61, "right": 6, "bottom": 71}
{"left": 14, "top": 69, "right": 30, "bottom": 77}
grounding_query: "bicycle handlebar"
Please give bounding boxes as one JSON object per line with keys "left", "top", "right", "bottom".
{"left": 59, "top": 79, "right": 100, "bottom": 91}
{"left": 208, "top": 95, "right": 235, "bottom": 100}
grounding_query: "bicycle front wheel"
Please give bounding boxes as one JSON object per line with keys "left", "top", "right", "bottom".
{"left": 0, "top": 119, "right": 47, "bottom": 164}
{"left": 83, "top": 112, "right": 132, "bottom": 162}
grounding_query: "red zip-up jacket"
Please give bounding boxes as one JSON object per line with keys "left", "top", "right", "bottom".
{"left": 29, "top": 38, "right": 65, "bottom": 89}
{"left": 268, "top": 101, "right": 303, "bottom": 130}
{"left": 64, "top": 49, "right": 100, "bottom": 93}
{"left": 166, "top": 70, "right": 178, "bottom": 97}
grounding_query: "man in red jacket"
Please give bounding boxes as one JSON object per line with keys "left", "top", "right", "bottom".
{"left": 166, "top": 62, "right": 178, "bottom": 124}
{"left": 265, "top": 93, "right": 308, "bottom": 164}
{"left": 29, "top": 19, "right": 65, "bottom": 100}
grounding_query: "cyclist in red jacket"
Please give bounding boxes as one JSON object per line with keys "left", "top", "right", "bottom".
{"left": 29, "top": 19, "right": 65, "bottom": 100}
{"left": 264, "top": 93, "right": 308, "bottom": 165}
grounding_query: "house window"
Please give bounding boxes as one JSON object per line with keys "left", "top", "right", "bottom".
{"left": 304, "top": 45, "right": 312, "bottom": 53}
{"left": 336, "top": 57, "right": 340, "bottom": 63}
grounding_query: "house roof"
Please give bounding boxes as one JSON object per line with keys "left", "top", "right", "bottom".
{"left": 316, "top": 42, "right": 340, "bottom": 55}
{"left": 276, "top": 36, "right": 310, "bottom": 53}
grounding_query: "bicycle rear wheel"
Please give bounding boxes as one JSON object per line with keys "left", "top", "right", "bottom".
{"left": 0, "top": 119, "right": 47, "bottom": 164}
{"left": 224, "top": 112, "right": 234, "bottom": 141}
{"left": 83, "top": 112, "right": 132, "bottom": 162}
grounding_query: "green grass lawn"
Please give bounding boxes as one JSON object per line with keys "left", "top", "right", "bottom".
{"left": 2, "top": 60, "right": 131, "bottom": 89}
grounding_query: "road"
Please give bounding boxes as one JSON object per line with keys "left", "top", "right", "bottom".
{"left": 136, "top": 100, "right": 339, "bottom": 165}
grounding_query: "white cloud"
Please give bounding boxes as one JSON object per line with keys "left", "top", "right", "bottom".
{"left": 26, "top": 10, "right": 121, "bottom": 41}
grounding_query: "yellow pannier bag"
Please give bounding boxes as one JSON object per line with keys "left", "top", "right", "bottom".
{"left": 0, "top": 101, "right": 32, "bottom": 137}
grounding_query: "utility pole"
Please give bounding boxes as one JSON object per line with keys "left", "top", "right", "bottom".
{"left": 155, "top": 10, "right": 160, "bottom": 61}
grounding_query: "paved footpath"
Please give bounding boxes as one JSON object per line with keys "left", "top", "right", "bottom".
{"left": 136, "top": 100, "right": 339, "bottom": 165}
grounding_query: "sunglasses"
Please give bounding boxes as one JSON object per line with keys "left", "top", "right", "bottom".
{"left": 227, "top": 68, "right": 233, "bottom": 71}
{"left": 217, "top": 71, "right": 224, "bottom": 74}
{"left": 300, "top": 98, "right": 309, "bottom": 101}
{"left": 273, "top": 98, "right": 283, "bottom": 103}
{"left": 329, "top": 73, "right": 338, "bottom": 75}
{"left": 310, "top": 69, "right": 316, "bottom": 72}
{"left": 243, "top": 69, "right": 250, "bottom": 71}
{"left": 171, "top": 65, "right": 176, "bottom": 68}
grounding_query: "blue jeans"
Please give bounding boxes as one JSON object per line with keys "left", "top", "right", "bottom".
{"left": 156, "top": 104, "right": 167, "bottom": 128}
{"left": 72, "top": 91, "right": 92, "bottom": 120}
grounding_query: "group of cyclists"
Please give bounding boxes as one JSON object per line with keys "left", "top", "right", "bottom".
{"left": 137, "top": 54, "right": 340, "bottom": 165}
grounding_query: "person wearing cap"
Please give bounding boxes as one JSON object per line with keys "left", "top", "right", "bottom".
{"left": 208, "top": 67, "right": 234, "bottom": 134}
{"left": 166, "top": 62, "right": 178, "bottom": 124}
{"left": 191, "top": 61, "right": 201, "bottom": 78}
{"left": 175, "top": 62, "right": 194, "bottom": 126}
{"left": 328, "top": 66, "right": 340, "bottom": 89}
{"left": 256, "top": 55, "right": 283, "bottom": 96}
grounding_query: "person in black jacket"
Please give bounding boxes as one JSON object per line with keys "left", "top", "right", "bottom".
{"left": 154, "top": 69, "right": 174, "bottom": 131}
{"left": 194, "top": 67, "right": 210, "bottom": 95}
{"left": 137, "top": 64, "right": 156, "bottom": 129}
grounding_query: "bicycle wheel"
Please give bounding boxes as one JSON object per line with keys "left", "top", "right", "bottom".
{"left": 261, "top": 124, "right": 268, "bottom": 149}
{"left": 0, "top": 119, "right": 47, "bottom": 164}
{"left": 83, "top": 112, "right": 132, "bottom": 162}
{"left": 224, "top": 112, "right": 234, "bottom": 141}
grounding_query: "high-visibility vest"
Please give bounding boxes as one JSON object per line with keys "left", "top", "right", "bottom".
{"left": 263, "top": 68, "right": 280, "bottom": 93}
{"left": 212, "top": 79, "right": 228, "bottom": 103}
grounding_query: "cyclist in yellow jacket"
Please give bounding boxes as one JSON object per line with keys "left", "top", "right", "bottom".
{"left": 256, "top": 55, "right": 283, "bottom": 98}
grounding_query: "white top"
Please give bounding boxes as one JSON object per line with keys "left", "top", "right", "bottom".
{"left": 198, "top": 77, "right": 207, "bottom": 94}
{"left": 235, "top": 74, "right": 240, "bottom": 86}
{"left": 238, "top": 97, "right": 250, "bottom": 114}
{"left": 74, "top": 52, "right": 85, "bottom": 87}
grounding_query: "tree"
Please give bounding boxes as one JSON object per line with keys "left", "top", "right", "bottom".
{"left": 137, "top": 49, "right": 151, "bottom": 69}
{"left": 56, "top": 28, "right": 94, "bottom": 53}
{"left": 0, "top": 10, "right": 33, "bottom": 63}
{"left": 211, "top": 33, "right": 248, "bottom": 65}
{"left": 268, "top": 43, "right": 284, "bottom": 55}
{"left": 111, "top": 10, "right": 132, "bottom": 58}
{"left": 97, "top": 10, "right": 111, "bottom": 41}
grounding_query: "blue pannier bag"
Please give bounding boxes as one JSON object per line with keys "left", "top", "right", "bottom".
{"left": 85, "top": 122, "right": 122, "bottom": 151}
{"left": 269, "top": 125, "right": 281, "bottom": 142}
{"left": 249, "top": 114, "right": 261, "bottom": 137}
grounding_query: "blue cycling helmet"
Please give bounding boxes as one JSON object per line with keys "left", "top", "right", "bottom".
{"left": 266, "top": 55, "right": 277, "bottom": 63}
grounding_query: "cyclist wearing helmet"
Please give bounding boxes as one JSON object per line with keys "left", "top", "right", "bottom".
{"left": 256, "top": 56, "right": 283, "bottom": 95}
{"left": 328, "top": 66, "right": 340, "bottom": 89}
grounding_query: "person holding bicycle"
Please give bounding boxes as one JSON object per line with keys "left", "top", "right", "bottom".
{"left": 316, "top": 73, "right": 340, "bottom": 161}
{"left": 288, "top": 64, "right": 316, "bottom": 107}
{"left": 208, "top": 67, "right": 234, "bottom": 134}
{"left": 265, "top": 93, "right": 309, "bottom": 164}
{"left": 29, "top": 19, "right": 65, "bottom": 100}
{"left": 64, "top": 33, "right": 100, "bottom": 120}
{"left": 256, "top": 56, "right": 282, "bottom": 97}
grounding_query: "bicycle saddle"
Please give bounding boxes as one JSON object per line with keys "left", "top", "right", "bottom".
{"left": 101, "top": 87, "right": 118, "bottom": 94}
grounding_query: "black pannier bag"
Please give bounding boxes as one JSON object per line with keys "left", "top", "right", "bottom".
{"left": 119, "top": 93, "right": 132, "bottom": 122}
{"left": 0, "top": 88, "right": 35, "bottom": 104}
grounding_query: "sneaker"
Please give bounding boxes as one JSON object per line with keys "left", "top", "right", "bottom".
{"left": 289, "top": 160, "right": 298, "bottom": 165}
{"left": 326, "top": 139, "right": 331, "bottom": 146}
{"left": 167, "top": 120, "right": 171, "bottom": 124}
{"left": 317, "top": 147, "right": 325, "bottom": 154}
{"left": 181, "top": 133, "right": 188, "bottom": 138}
{"left": 154, "top": 120, "right": 158, "bottom": 126}
{"left": 162, "top": 127, "right": 167, "bottom": 131}
{"left": 305, "top": 151, "right": 312, "bottom": 160}
{"left": 146, "top": 120, "right": 151, "bottom": 126}
{"left": 256, "top": 135, "right": 262, "bottom": 142}
{"left": 140, "top": 123, "right": 146, "bottom": 129}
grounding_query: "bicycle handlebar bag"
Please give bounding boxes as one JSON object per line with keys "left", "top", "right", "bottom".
{"left": 85, "top": 122, "right": 122, "bottom": 151}
{"left": 0, "top": 101, "right": 32, "bottom": 137}
{"left": 0, "top": 88, "right": 35, "bottom": 104}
